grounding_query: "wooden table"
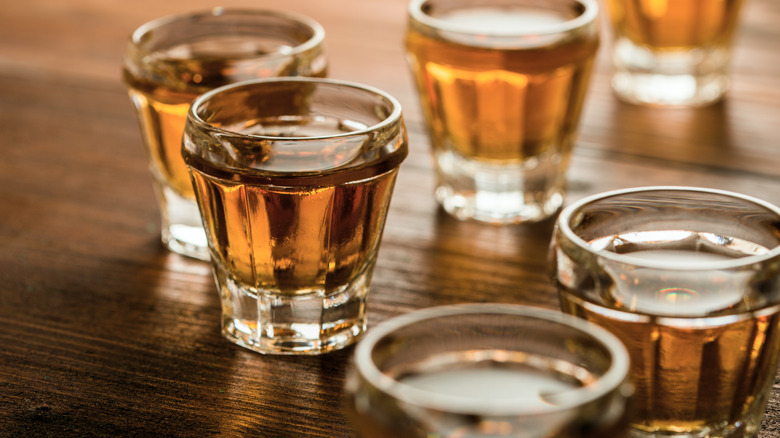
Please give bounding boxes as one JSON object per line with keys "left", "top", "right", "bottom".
{"left": 2, "top": 0, "right": 779, "bottom": 436}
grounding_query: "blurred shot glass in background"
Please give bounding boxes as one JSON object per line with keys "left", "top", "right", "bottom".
{"left": 404, "top": 0, "right": 600, "bottom": 224}
{"left": 345, "top": 303, "right": 633, "bottom": 438}
{"left": 123, "top": 8, "right": 327, "bottom": 260}
{"left": 182, "top": 78, "right": 408, "bottom": 355}
{"left": 551, "top": 186, "right": 780, "bottom": 437}
{"left": 607, "top": 0, "right": 745, "bottom": 106}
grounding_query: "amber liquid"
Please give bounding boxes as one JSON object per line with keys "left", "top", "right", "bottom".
{"left": 558, "top": 245, "right": 780, "bottom": 436}
{"left": 183, "top": 137, "right": 402, "bottom": 297}
{"left": 124, "top": 47, "right": 326, "bottom": 199}
{"left": 405, "top": 6, "right": 599, "bottom": 162}
{"left": 608, "top": 0, "right": 743, "bottom": 50}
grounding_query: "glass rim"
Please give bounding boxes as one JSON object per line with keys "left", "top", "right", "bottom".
{"left": 187, "top": 77, "right": 404, "bottom": 142}
{"left": 129, "top": 7, "right": 325, "bottom": 57}
{"left": 353, "top": 303, "right": 630, "bottom": 416}
{"left": 407, "top": 0, "right": 599, "bottom": 39}
{"left": 557, "top": 186, "right": 780, "bottom": 271}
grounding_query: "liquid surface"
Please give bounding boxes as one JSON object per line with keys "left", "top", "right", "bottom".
{"left": 588, "top": 230, "right": 770, "bottom": 316}
{"left": 214, "top": 116, "right": 370, "bottom": 173}
{"left": 401, "top": 365, "right": 578, "bottom": 405}
{"left": 617, "top": 249, "right": 746, "bottom": 314}
{"left": 156, "top": 37, "right": 293, "bottom": 61}
{"left": 625, "top": 248, "right": 733, "bottom": 265}
{"left": 436, "top": 7, "right": 571, "bottom": 35}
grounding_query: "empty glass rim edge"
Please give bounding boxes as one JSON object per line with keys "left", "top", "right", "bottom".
{"left": 187, "top": 77, "right": 404, "bottom": 142}
{"left": 407, "top": 0, "right": 599, "bottom": 38}
{"left": 130, "top": 7, "right": 326, "bottom": 57}
{"left": 353, "top": 303, "right": 630, "bottom": 416}
{"left": 557, "top": 185, "right": 780, "bottom": 271}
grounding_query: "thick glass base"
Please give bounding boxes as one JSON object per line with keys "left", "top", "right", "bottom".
{"left": 156, "top": 184, "right": 209, "bottom": 261}
{"left": 611, "top": 37, "right": 730, "bottom": 107}
{"left": 434, "top": 149, "right": 565, "bottom": 224}
{"left": 215, "top": 265, "right": 370, "bottom": 355}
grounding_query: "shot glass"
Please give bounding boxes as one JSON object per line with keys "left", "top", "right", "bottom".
{"left": 123, "top": 8, "right": 327, "bottom": 260}
{"left": 607, "top": 0, "right": 745, "bottom": 106}
{"left": 404, "top": 0, "right": 600, "bottom": 224}
{"left": 182, "top": 78, "right": 408, "bottom": 355}
{"left": 550, "top": 186, "right": 780, "bottom": 437}
{"left": 344, "top": 303, "right": 633, "bottom": 438}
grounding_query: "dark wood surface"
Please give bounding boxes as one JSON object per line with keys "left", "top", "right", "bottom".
{"left": 2, "top": 0, "right": 780, "bottom": 436}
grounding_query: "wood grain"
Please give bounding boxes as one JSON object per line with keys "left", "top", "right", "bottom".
{"left": 1, "top": 0, "right": 780, "bottom": 436}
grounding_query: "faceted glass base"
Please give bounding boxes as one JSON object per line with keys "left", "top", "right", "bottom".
{"left": 611, "top": 37, "right": 731, "bottom": 107}
{"left": 434, "top": 149, "right": 565, "bottom": 224}
{"left": 215, "top": 266, "right": 370, "bottom": 355}
{"left": 156, "top": 184, "right": 209, "bottom": 261}
{"left": 612, "top": 71, "right": 729, "bottom": 108}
